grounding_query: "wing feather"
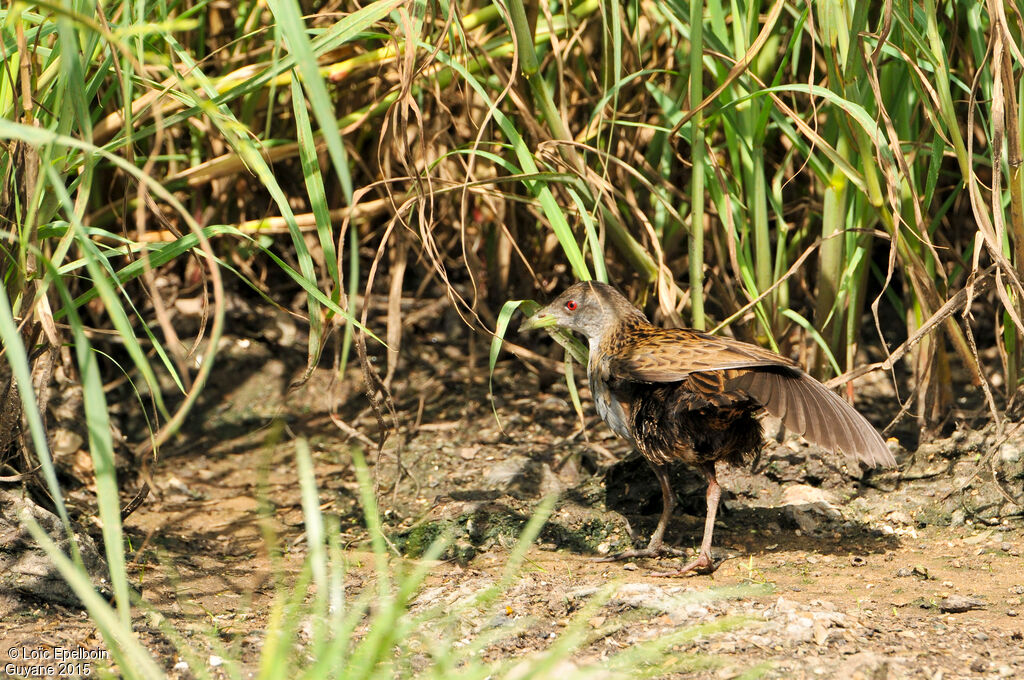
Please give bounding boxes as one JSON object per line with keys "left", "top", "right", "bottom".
{"left": 606, "top": 328, "right": 799, "bottom": 382}
{"left": 729, "top": 370, "right": 893, "bottom": 467}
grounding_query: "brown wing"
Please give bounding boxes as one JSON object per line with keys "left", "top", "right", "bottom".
{"left": 604, "top": 327, "right": 798, "bottom": 381}
{"left": 602, "top": 327, "right": 895, "bottom": 468}
{"left": 727, "top": 369, "right": 895, "bottom": 468}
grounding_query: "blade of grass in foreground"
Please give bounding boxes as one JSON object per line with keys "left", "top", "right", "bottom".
{"left": 41, "top": 252, "right": 132, "bottom": 626}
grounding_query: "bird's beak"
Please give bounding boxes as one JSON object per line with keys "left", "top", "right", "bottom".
{"left": 519, "top": 308, "right": 558, "bottom": 332}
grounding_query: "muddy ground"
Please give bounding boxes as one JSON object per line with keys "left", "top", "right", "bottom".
{"left": 2, "top": 328, "right": 1024, "bottom": 679}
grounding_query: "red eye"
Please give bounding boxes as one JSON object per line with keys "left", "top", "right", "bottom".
{"left": 566, "top": 300, "right": 577, "bottom": 311}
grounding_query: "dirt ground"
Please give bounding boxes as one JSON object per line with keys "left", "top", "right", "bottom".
{"left": 3, "top": 330, "right": 1024, "bottom": 679}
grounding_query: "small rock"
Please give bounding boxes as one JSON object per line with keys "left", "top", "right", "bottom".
{"left": 52, "top": 428, "right": 84, "bottom": 455}
{"left": 775, "top": 596, "right": 799, "bottom": 613}
{"left": 1001, "top": 542, "right": 1012, "bottom": 553}
{"left": 938, "top": 595, "right": 986, "bottom": 613}
{"left": 782, "top": 485, "right": 840, "bottom": 507}
{"left": 851, "top": 556, "right": 867, "bottom": 567}
{"left": 209, "top": 655, "right": 224, "bottom": 667}
{"left": 486, "top": 613, "right": 515, "bottom": 628}
{"left": 1007, "top": 610, "right": 1018, "bottom": 617}
{"left": 0, "top": 489, "right": 110, "bottom": 607}
{"left": 813, "top": 620, "right": 830, "bottom": 646}
{"left": 784, "top": 617, "right": 815, "bottom": 643}
{"left": 836, "top": 652, "right": 895, "bottom": 678}
{"left": 999, "top": 444, "right": 1020, "bottom": 463}
{"left": 887, "top": 510, "right": 913, "bottom": 525}
{"left": 896, "top": 567, "right": 912, "bottom": 578}
{"left": 484, "top": 458, "right": 529, "bottom": 485}
{"left": 623, "top": 563, "right": 638, "bottom": 571}
{"left": 781, "top": 485, "right": 842, "bottom": 533}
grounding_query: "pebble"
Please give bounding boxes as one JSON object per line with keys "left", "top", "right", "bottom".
{"left": 887, "top": 510, "right": 913, "bottom": 525}
{"left": 1007, "top": 610, "right": 1018, "bottom": 617}
{"left": 938, "top": 595, "right": 986, "bottom": 613}
{"left": 775, "top": 597, "right": 799, "bottom": 613}
{"left": 486, "top": 613, "right": 514, "bottom": 628}
{"left": 1000, "top": 443, "right": 1021, "bottom": 463}
{"left": 836, "top": 652, "right": 900, "bottom": 678}
{"left": 783, "top": 617, "right": 815, "bottom": 643}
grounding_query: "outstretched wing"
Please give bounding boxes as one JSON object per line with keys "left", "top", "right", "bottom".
{"left": 726, "top": 369, "right": 894, "bottom": 467}
{"left": 601, "top": 328, "right": 894, "bottom": 468}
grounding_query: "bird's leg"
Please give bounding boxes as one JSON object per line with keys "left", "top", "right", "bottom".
{"left": 644, "top": 462, "right": 676, "bottom": 553}
{"left": 596, "top": 462, "right": 683, "bottom": 561}
{"left": 653, "top": 462, "right": 721, "bottom": 576}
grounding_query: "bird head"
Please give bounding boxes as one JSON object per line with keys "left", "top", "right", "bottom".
{"left": 520, "top": 281, "right": 644, "bottom": 341}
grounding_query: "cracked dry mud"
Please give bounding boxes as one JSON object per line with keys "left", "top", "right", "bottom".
{"left": 2, "top": 335, "right": 1023, "bottom": 679}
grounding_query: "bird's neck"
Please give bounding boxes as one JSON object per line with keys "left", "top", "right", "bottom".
{"left": 588, "top": 312, "right": 649, "bottom": 357}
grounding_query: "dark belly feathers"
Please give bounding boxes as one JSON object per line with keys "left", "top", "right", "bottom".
{"left": 623, "top": 374, "right": 765, "bottom": 467}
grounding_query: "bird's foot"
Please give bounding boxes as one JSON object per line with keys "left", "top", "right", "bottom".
{"left": 594, "top": 543, "right": 684, "bottom": 562}
{"left": 650, "top": 551, "right": 718, "bottom": 577}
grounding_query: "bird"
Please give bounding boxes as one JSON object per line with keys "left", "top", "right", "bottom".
{"left": 520, "top": 281, "right": 895, "bottom": 575}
